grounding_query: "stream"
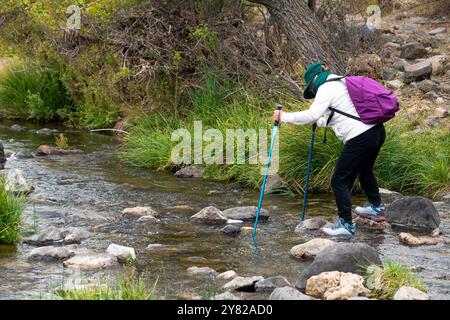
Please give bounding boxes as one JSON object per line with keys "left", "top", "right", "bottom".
{"left": 0, "top": 120, "right": 449, "bottom": 300}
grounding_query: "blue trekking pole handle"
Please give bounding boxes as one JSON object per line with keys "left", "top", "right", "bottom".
{"left": 252, "top": 104, "right": 283, "bottom": 240}
{"left": 300, "top": 124, "right": 316, "bottom": 221}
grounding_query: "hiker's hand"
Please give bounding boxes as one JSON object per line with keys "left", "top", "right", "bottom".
{"left": 273, "top": 110, "right": 282, "bottom": 124}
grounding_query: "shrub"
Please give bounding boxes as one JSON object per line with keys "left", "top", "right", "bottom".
{"left": 0, "top": 176, "right": 26, "bottom": 244}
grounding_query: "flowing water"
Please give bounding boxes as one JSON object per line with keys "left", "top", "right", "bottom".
{"left": 0, "top": 121, "right": 448, "bottom": 300}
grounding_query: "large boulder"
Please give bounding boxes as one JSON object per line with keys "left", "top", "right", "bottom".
{"left": 404, "top": 61, "right": 432, "bottom": 82}
{"left": 1, "top": 168, "right": 34, "bottom": 194}
{"left": 28, "top": 246, "right": 74, "bottom": 261}
{"left": 295, "top": 243, "right": 381, "bottom": 292}
{"left": 174, "top": 166, "right": 204, "bottom": 178}
{"left": 386, "top": 196, "right": 440, "bottom": 234}
{"left": 289, "top": 238, "right": 336, "bottom": 260}
{"left": 416, "top": 79, "right": 439, "bottom": 93}
{"left": 63, "top": 253, "right": 119, "bottom": 269}
{"left": 401, "top": 42, "right": 427, "bottom": 59}
{"left": 122, "top": 206, "right": 158, "bottom": 219}
{"left": 305, "top": 271, "right": 370, "bottom": 300}
{"left": 269, "top": 286, "right": 316, "bottom": 300}
{"left": 106, "top": 244, "right": 136, "bottom": 263}
{"left": 394, "top": 286, "right": 430, "bottom": 300}
{"left": 222, "top": 206, "right": 269, "bottom": 222}
{"left": 190, "top": 206, "right": 228, "bottom": 224}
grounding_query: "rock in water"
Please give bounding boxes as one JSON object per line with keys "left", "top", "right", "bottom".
{"left": 295, "top": 243, "right": 381, "bottom": 292}
{"left": 106, "top": 244, "right": 136, "bottom": 263}
{"left": 1, "top": 169, "right": 34, "bottom": 194}
{"left": 36, "top": 145, "right": 84, "bottom": 156}
{"left": 14, "top": 150, "right": 34, "bottom": 159}
{"left": 269, "top": 287, "right": 316, "bottom": 300}
{"left": 290, "top": 238, "right": 336, "bottom": 259}
{"left": 217, "top": 270, "right": 238, "bottom": 281}
{"left": 394, "top": 286, "right": 430, "bottom": 300}
{"left": 222, "top": 206, "right": 269, "bottom": 222}
{"left": 137, "top": 215, "right": 160, "bottom": 223}
{"left": 190, "top": 206, "right": 227, "bottom": 224}
{"left": 264, "top": 174, "right": 284, "bottom": 193}
{"left": 174, "top": 166, "right": 204, "bottom": 178}
{"left": 122, "top": 206, "right": 158, "bottom": 218}
{"left": 187, "top": 266, "right": 218, "bottom": 278}
{"left": 255, "top": 276, "right": 291, "bottom": 292}
{"left": 222, "top": 276, "right": 264, "bottom": 292}
{"left": 294, "top": 217, "right": 329, "bottom": 232}
{"left": 63, "top": 253, "right": 119, "bottom": 269}
{"left": 386, "top": 196, "right": 440, "bottom": 234}
{"left": 306, "top": 271, "right": 370, "bottom": 300}
{"left": 28, "top": 246, "right": 73, "bottom": 261}
{"left": 219, "top": 224, "right": 241, "bottom": 236}
{"left": 399, "top": 232, "right": 444, "bottom": 246}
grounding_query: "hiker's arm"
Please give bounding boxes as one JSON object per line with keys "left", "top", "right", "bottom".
{"left": 280, "top": 88, "right": 331, "bottom": 125}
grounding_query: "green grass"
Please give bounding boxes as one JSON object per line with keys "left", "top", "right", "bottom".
{"left": 0, "top": 176, "right": 26, "bottom": 244}
{"left": 54, "top": 269, "right": 158, "bottom": 300}
{"left": 365, "top": 261, "right": 427, "bottom": 300}
{"left": 0, "top": 61, "right": 74, "bottom": 121}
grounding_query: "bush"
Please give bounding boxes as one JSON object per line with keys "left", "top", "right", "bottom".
{"left": 0, "top": 176, "right": 26, "bottom": 244}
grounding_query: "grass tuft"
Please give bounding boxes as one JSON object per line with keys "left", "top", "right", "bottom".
{"left": 0, "top": 176, "right": 26, "bottom": 244}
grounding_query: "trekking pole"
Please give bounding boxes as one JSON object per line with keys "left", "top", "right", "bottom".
{"left": 300, "top": 123, "right": 316, "bottom": 221}
{"left": 252, "top": 104, "right": 283, "bottom": 240}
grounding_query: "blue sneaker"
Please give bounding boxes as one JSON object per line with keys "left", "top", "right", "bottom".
{"left": 321, "top": 218, "right": 356, "bottom": 236}
{"left": 355, "top": 203, "right": 386, "bottom": 222}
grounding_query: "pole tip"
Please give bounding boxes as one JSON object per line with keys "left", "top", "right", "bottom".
{"left": 276, "top": 104, "right": 283, "bottom": 110}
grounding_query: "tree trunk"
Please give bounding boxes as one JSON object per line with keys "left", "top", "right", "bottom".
{"left": 248, "top": 0, "right": 346, "bottom": 74}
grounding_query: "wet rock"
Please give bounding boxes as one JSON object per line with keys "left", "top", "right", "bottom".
{"left": 137, "top": 215, "right": 161, "bottom": 223}
{"left": 306, "top": 271, "right": 369, "bottom": 300}
{"left": 212, "top": 292, "right": 239, "bottom": 300}
{"left": 354, "top": 216, "right": 388, "bottom": 231}
{"left": 401, "top": 42, "right": 427, "bottom": 59}
{"left": 379, "top": 188, "right": 403, "bottom": 203}
{"left": 217, "top": 270, "right": 238, "bottom": 281}
{"left": 1, "top": 168, "right": 34, "bottom": 194}
{"left": 222, "top": 206, "right": 269, "bottom": 222}
{"left": 146, "top": 244, "right": 173, "bottom": 251}
{"left": 428, "top": 27, "right": 446, "bottom": 35}
{"left": 28, "top": 246, "right": 73, "bottom": 261}
{"left": 427, "top": 55, "right": 448, "bottom": 75}
{"left": 255, "top": 276, "right": 291, "bottom": 292}
{"left": 190, "top": 206, "right": 227, "bottom": 224}
{"left": 269, "top": 286, "right": 316, "bottom": 300}
{"left": 386, "top": 196, "right": 440, "bottom": 234}
{"left": 36, "top": 145, "right": 84, "bottom": 156}
{"left": 24, "top": 226, "right": 90, "bottom": 245}
{"left": 174, "top": 166, "right": 204, "bottom": 178}
{"left": 295, "top": 243, "right": 381, "bottom": 292}
{"left": 36, "top": 128, "right": 56, "bottom": 136}
{"left": 264, "top": 174, "right": 284, "bottom": 193}
{"left": 61, "top": 227, "right": 90, "bottom": 244}
{"left": 404, "top": 61, "right": 432, "bottom": 82}
{"left": 63, "top": 253, "right": 119, "bottom": 269}
{"left": 434, "top": 107, "right": 448, "bottom": 118}
{"left": 187, "top": 266, "right": 218, "bottom": 278}
{"left": 294, "top": 217, "right": 329, "bottom": 232}
{"left": 14, "top": 150, "right": 34, "bottom": 159}
{"left": 416, "top": 79, "right": 439, "bottom": 93}
{"left": 219, "top": 224, "right": 241, "bottom": 236}
{"left": 106, "top": 244, "right": 136, "bottom": 263}
{"left": 386, "top": 79, "right": 404, "bottom": 90}
{"left": 222, "top": 276, "right": 264, "bottom": 292}
{"left": 399, "top": 232, "right": 445, "bottom": 246}
{"left": 290, "top": 238, "right": 336, "bottom": 260}
{"left": 11, "top": 124, "right": 25, "bottom": 131}
{"left": 122, "top": 206, "right": 158, "bottom": 219}
{"left": 394, "top": 286, "right": 430, "bottom": 300}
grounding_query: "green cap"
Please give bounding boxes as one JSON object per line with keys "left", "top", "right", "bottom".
{"left": 303, "top": 63, "right": 324, "bottom": 99}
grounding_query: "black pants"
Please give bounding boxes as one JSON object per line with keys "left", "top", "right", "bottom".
{"left": 331, "top": 124, "right": 386, "bottom": 223}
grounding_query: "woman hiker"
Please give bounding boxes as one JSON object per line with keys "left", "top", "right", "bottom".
{"left": 273, "top": 63, "right": 386, "bottom": 236}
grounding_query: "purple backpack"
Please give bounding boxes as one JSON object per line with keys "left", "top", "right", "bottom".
{"left": 325, "top": 75, "right": 400, "bottom": 125}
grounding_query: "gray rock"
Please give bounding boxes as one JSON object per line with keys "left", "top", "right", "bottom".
{"left": 190, "top": 206, "right": 228, "bottom": 224}
{"left": 36, "top": 145, "right": 84, "bottom": 156}
{"left": 36, "top": 128, "right": 56, "bottom": 136}
{"left": 386, "top": 79, "right": 404, "bottom": 90}
{"left": 1, "top": 168, "right": 34, "bottom": 195}
{"left": 187, "top": 266, "right": 218, "bottom": 278}
{"left": 136, "top": 215, "right": 160, "bottom": 223}
{"left": 11, "top": 124, "right": 25, "bottom": 131}
{"left": 427, "top": 55, "right": 448, "bottom": 75}
{"left": 394, "top": 286, "right": 430, "bottom": 300}
{"left": 122, "top": 206, "right": 158, "bottom": 219}
{"left": 386, "top": 196, "right": 440, "bottom": 234}
{"left": 264, "top": 174, "right": 284, "bottom": 193}
{"left": 383, "top": 68, "right": 397, "bottom": 81}
{"left": 217, "top": 270, "right": 238, "bottom": 281}
{"left": 393, "top": 59, "right": 408, "bottom": 71}
{"left": 423, "top": 91, "right": 439, "bottom": 101}
{"left": 28, "top": 246, "right": 73, "bottom": 261}
{"left": 404, "top": 61, "right": 432, "bottom": 82}
{"left": 379, "top": 188, "right": 403, "bottom": 203}
{"left": 174, "top": 166, "right": 204, "bottom": 178}
{"left": 416, "top": 80, "right": 439, "bottom": 93}
{"left": 255, "top": 276, "right": 291, "bottom": 292}
{"left": 294, "top": 217, "right": 329, "bottom": 232}
{"left": 269, "top": 286, "right": 316, "bottom": 300}
{"left": 290, "top": 238, "right": 336, "bottom": 259}
{"left": 219, "top": 224, "right": 241, "bottom": 236}
{"left": 222, "top": 276, "right": 264, "bottom": 292}
{"left": 61, "top": 227, "right": 90, "bottom": 244}
{"left": 222, "top": 206, "right": 269, "bottom": 222}
{"left": 428, "top": 27, "right": 446, "bottom": 35}
{"left": 14, "top": 150, "right": 34, "bottom": 159}
{"left": 441, "top": 84, "right": 450, "bottom": 95}
{"left": 63, "top": 253, "right": 119, "bottom": 269}
{"left": 295, "top": 243, "right": 381, "bottom": 292}
{"left": 24, "top": 226, "right": 90, "bottom": 245}
{"left": 106, "top": 244, "right": 136, "bottom": 263}
{"left": 401, "top": 42, "right": 427, "bottom": 59}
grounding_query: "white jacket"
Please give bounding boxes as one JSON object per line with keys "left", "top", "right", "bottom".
{"left": 281, "top": 74, "right": 375, "bottom": 143}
